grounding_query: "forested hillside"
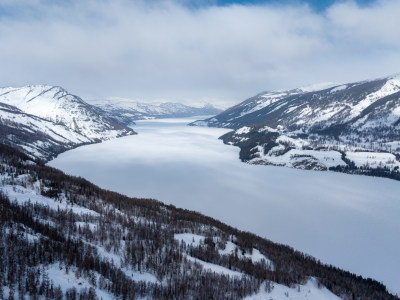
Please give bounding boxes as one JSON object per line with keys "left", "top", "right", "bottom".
{"left": 0, "top": 143, "right": 397, "bottom": 299}
{"left": 193, "top": 75, "right": 400, "bottom": 180}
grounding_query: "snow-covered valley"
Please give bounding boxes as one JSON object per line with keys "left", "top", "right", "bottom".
{"left": 1, "top": 137, "right": 363, "bottom": 299}
{"left": 49, "top": 117, "right": 400, "bottom": 295}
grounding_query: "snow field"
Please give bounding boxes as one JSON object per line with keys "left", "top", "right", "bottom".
{"left": 346, "top": 151, "right": 400, "bottom": 169}
{"left": 175, "top": 233, "right": 274, "bottom": 272}
{"left": 0, "top": 172, "right": 162, "bottom": 300}
{"left": 49, "top": 118, "right": 400, "bottom": 293}
{"left": 251, "top": 147, "right": 346, "bottom": 169}
{"left": 244, "top": 277, "right": 340, "bottom": 300}
{"left": 185, "top": 256, "right": 243, "bottom": 278}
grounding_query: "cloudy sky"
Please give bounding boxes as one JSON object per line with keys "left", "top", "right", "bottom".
{"left": 0, "top": 0, "right": 399, "bottom": 106}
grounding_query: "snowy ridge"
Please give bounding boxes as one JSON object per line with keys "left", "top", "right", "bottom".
{"left": 193, "top": 74, "right": 400, "bottom": 133}
{"left": 90, "top": 98, "right": 222, "bottom": 124}
{"left": 195, "top": 74, "right": 400, "bottom": 179}
{"left": 0, "top": 85, "right": 135, "bottom": 161}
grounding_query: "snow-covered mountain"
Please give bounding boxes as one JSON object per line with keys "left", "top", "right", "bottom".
{"left": 0, "top": 85, "right": 135, "bottom": 161}
{"left": 194, "top": 75, "right": 400, "bottom": 133}
{"left": 90, "top": 99, "right": 222, "bottom": 124}
{"left": 193, "top": 75, "right": 400, "bottom": 179}
{"left": 0, "top": 144, "right": 396, "bottom": 299}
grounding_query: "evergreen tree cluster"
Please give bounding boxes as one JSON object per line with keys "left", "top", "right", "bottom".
{"left": 0, "top": 143, "right": 398, "bottom": 299}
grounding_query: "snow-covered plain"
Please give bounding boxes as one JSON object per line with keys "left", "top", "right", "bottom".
{"left": 49, "top": 117, "right": 400, "bottom": 295}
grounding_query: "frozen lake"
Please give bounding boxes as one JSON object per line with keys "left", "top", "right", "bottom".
{"left": 49, "top": 117, "right": 400, "bottom": 294}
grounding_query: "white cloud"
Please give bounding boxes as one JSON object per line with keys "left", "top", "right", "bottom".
{"left": 327, "top": 0, "right": 400, "bottom": 46}
{"left": 0, "top": 0, "right": 399, "bottom": 106}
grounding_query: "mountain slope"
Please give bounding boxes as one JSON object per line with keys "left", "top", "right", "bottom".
{"left": 91, "top": 99, "right": 222, "bottom": 124}
{"left": 0, "top": 143, "right": 397, "bottom": 299}
{"left": 194, "top": 76, "right": 400, "bottom": 134}
{"left": 193, "top": 75, "right": 400, "bottom": 179}
{"left": 0, "top": 85, "right": 135, "bottom": 161}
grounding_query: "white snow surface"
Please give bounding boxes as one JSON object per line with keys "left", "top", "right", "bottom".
{"left": 330, "top": 85, "right": 347, "bottom": 93}
{"left": 191, "top": 120, "right": 209, "bottom": 126}
{"left": 236, "top": 126, "right": 252, "bottom": 134}
{"left": 0, "top": 85, "right": 131, "bottom": 141}
{"left": 90, "top": 241, "right": 159, "bottom": 284}
{"left": 89, "top": 98, "right": 220, "bottom": 119}
{"left": 297, "top": 82, "right": 337, "bottom": 93}
{"left": 174, "top": 233, "right": 205, "bottom": 247}
{"left": 46, "top": 263, "right": 114, "bottom": 300}
{"left": 346, "top": 76, "right": 400, "bottom": 121}
{"left": 49, "top": 117, "right": 400, "bottom": 294}
{"left": 45, "top": 262, "right": 157, "bottom": 299}
{"left": 234, "top": 82, "right": 336, "bottom": 119}
{"left": 252, "top": 147, "right": 346, "bottom": 169}
{"left": 185, "top": 255, "right": 243, "bottom": 277}
{"left": 258, "top": 125, "right": 281, "bottom": 133}
{"left": 0, "top": 171, "right": 160, "bottom": 297}
{"left": 212, "top": 75, "right": 400, "bottom": 136}
{"left": 0, "top": 107, "right": 90, "bottom": 145}
{"left": 346, "top": 151, "right": 400, "bottom": 169}
{"left": 243, "top": 91, "right": 299, "bottom": 116}
{"left": 234, "top": 126, "right": 400, "bottom": 171}
{"left": 245, "top": 277, "right": 340, "bottom": 300}
{"left": 2, "top": 264, "right": 116, "bottom": 300}
{"left": 174, "top": 233, "right": 274, "bottom": 268}
{"left": 219, "top": 241, "right": 274, "bottom": 269}
{"left": 0, "top": 174, "right": 99, "bottom": 217}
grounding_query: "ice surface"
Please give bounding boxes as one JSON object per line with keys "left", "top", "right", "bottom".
{"left": 49, "top": 117, "right": 400, "bottom": 294}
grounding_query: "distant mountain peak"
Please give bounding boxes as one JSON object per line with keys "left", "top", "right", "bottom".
{"left": 192, "top": 73, "right": 400, "bottom": 180}
{"left": 90, "top": 99, "right": 222, "bottom": 124}
{"left": 0, "top": 85, "right": 135, "bottom": 161}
